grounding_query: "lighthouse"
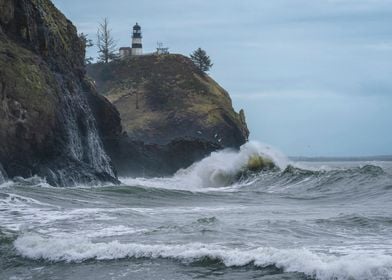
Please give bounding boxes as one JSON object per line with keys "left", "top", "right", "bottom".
{"left": 131, "top": 23, "right": 143, "bottom": 56}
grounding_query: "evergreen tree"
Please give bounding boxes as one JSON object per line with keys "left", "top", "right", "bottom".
{"left": 97, "top": 18, "right": 118, "bottom": 63}
{"left": 79, "top": 33, "right": 94, "bottom": 65}
{"left": 190, "top": 48, "right": 213, "bottom": 73}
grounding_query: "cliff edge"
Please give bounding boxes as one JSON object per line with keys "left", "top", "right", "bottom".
{"left": 0, "top": 0, "right": 122, "bottom": 186}
{"left": 88, "top": 54, "right": 249, "bottom": 147}
{"left": 87, "top": 54, "right": 249, "bottom": 176}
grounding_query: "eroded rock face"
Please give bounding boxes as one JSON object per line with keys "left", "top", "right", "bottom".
{"left": 0, "top": 0, "right": 121, "bottom": 186}
{"left": 87, "top": 54, "right": 250, "bottom": 176}
{"left": 105, "top": 136, "right": 221, "bottom": 177}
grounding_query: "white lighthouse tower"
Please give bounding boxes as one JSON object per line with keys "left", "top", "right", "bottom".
{"left": 131, "top": 23, "right": 143, "bottom": 56}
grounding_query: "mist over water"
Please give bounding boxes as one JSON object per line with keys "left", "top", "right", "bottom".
{"left": 1, "top": 141, "right": 392, "bottom": 280}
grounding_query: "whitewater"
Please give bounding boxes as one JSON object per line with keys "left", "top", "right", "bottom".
{"left": 1, "top": 141, "right": 392, "bottom": 280}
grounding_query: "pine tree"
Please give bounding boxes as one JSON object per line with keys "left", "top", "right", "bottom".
{"left": 97, "top": 18, "right": 118, "bottom": 64}
{"left": 79, "top": 33, "right": 94, "bottom": 65}
{"left": 190, "top": 48, "right": 213, "bottom": 73}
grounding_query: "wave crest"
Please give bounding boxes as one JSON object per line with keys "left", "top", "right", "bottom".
{"left": 121, "top": 141, "right": 287, "bottom": 189}
{"left": 14, "top": 234, "right": 392, "bottom": 280}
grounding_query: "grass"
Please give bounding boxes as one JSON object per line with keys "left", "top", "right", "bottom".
{"left": 0, "top": 39, "right": 58, "bottom": 119}
{"left": 86, "top": 54, "right": 247, "bottom": 140}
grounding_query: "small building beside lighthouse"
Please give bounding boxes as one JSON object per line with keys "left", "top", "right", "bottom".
{"left": 119, "top": 23, "right": 143, "bottom": 59}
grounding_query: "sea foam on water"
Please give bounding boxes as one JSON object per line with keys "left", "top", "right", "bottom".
{"left": 122, "top": 141, "right": 289, "bottom": 190}
{"left": 14, "top": 234, "right": 392, "bottom": 280}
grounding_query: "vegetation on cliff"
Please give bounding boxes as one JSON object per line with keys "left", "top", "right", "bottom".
{"left": 0, "top": 0, "right": 121, "bottom": 185}
{"left": 0, "top": 0, "right": 250, "bottom": 180}
{"left": 87, "top": 54, "right": 249, "bottom": 149}
{"left": 190, "top": 48, "right": 213, "bottom": 73}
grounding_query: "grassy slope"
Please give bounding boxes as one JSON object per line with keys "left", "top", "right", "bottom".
{"left": 87, "top": 54, "right": 248, "bottom": 146}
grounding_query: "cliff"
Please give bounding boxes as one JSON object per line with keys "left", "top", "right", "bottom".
{"left": 88, "top": 54, "right": 249, "bottom": 147}
{"left": 0, "top": 0, "right": 122, "bottom": 186}
{"left": 87, "top": 55, "right": 249, "bottom": 176}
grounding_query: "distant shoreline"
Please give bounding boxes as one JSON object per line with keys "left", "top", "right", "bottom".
{"left": 289, "top": 155, "right": 392, "bottom": 162}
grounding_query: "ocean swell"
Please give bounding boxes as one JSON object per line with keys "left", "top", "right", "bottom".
{"left": 121, "top": 141, "right": 288, "bottom": 190}
{"left": 14, "top": 234, "right": 392, "bottom": 280}
{"left": 121, "top": 141, "right": 392, "bottom": 200}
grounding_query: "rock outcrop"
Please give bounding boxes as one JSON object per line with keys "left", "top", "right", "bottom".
{"left": 87, "top": 54, "right": 249, "bottom": 176}
{"left": 0, "top": 0, "right": 122, "bottom": 186}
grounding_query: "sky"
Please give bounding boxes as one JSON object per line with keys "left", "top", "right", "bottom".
{"left": 53, "top": 0, "right": 392, "bottom": 157}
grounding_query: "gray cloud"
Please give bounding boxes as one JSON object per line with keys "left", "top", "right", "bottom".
{"left": 53, "top": 0, "right": 392, "bottom": 156}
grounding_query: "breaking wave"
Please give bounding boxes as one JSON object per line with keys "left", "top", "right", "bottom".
{"left": 121, "top": 141, "right": 288, "bottom": 189}
{"left": 2, "top": 141, "right": 392, "bottom": 280}
{"left": 121, "top": 142, "right": 392, "bottom": 202}
{"left": 14, "top": 234, "right": 392, "bottom": 280}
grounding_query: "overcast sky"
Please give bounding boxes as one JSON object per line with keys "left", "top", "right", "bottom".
{"left": 53, "top": 0, "right": 392, "bottom": 157}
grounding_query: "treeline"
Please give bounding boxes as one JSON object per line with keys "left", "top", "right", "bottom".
{"left": 80, "top": 18, "right": 213, "bottom": 73}
{"left": 79, "top": 18, "right": 118, "bottom": 65}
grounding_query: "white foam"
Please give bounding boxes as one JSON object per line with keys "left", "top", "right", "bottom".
{"left": 0, "top": 190, "right": 142, "bottom": 232}
{"left": 1, "top": 174, "right": 116, "bottom": 190}
{"left": 11, "top": 175, "right": 52, "bottom": 187}
{"left": 0, "top": 181, "right": 13, "bottom": 189}
{"left": 81, "top": 226, "right": 147, "bottom": 238}
{"left": 121, "top": 141, "right": 289, "bottom": 190}
{"left": 1, "top": 193, "right": 54, "bottom": 207}
{"left": 0, "top": 170, "right": 5, "bottom": 184}
{"left": 36, "top": 225, "right": 147, "bottom": 238}
{"left": 14, "top": 235, "right": 392, "bottom": 280}
{"left": 0, "top": 176, "right": 48, "bottom": 189}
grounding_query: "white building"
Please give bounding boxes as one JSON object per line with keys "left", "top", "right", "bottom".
{"left": 119, "top": 23, "right": 143, "bottom": 59}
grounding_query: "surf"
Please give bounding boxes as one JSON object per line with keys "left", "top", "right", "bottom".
{"left": 13, "top": 234, "right": 392, "bottom": 280}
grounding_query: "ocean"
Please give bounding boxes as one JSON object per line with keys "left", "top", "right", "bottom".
{"left": 1, "top": 142, "right": 392, "bottom": 280}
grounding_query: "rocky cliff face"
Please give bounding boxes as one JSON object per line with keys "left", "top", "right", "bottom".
{"left": 87, "top": 54, "right": 249, "bottom": 176}
{"left": 0, "top": 0, "right": 122, "bottom": 186}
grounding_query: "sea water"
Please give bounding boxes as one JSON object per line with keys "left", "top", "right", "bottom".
{"left": 1, "top": 142, "right": 392, "bottom": 280}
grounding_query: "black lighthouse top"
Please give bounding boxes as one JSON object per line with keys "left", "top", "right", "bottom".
{"left": 133, "top": 23, "right": 141, "bottom": 31}
{"left": 133, "top": 23, "right": 142, "bottom": 38}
